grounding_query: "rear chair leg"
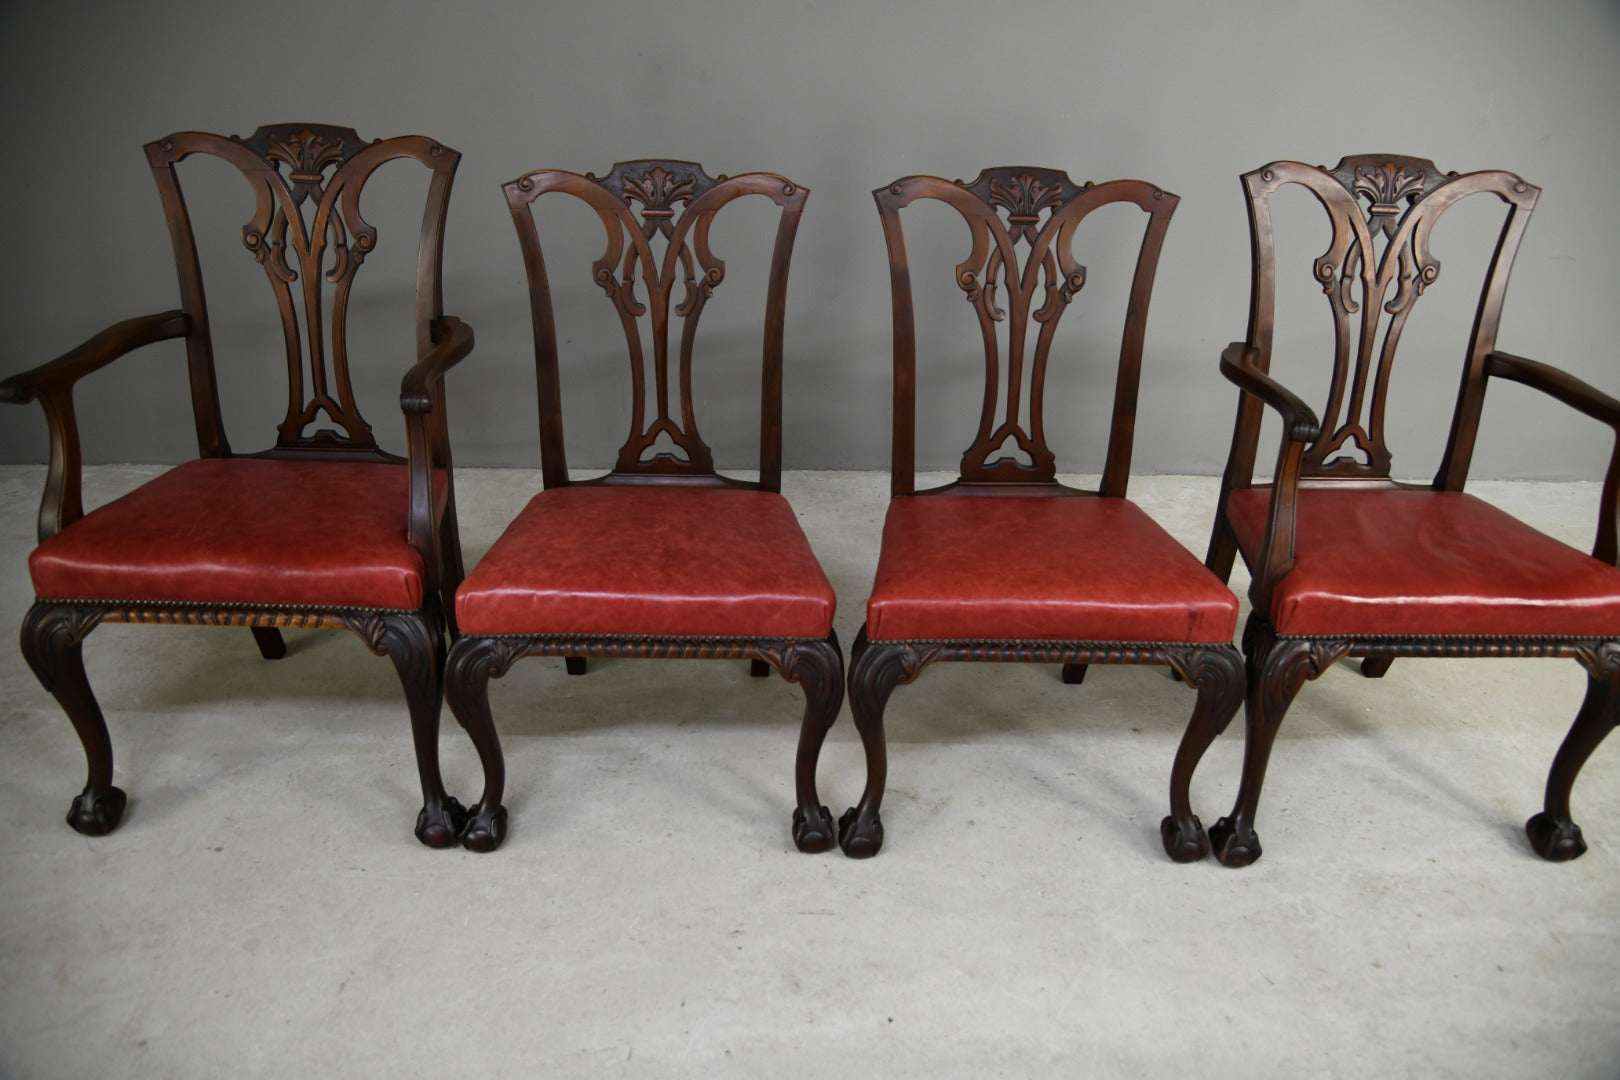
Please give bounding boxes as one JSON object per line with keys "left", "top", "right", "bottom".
{"left": 21, "top": 602, "right": 126, "bottom": 835}
{"left": 251, "top": 626, "right": 287, "bottom": 659}
{"left": 1526, "top": 648, "right": 1620, "bottom": 861}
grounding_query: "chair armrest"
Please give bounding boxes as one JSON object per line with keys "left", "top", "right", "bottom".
{"left": 1485, "top": 351, "right": 1620, "bottom": 430}
{"left": 400, "top": 316, "right": 474, "bottom": 414}
{"left": 2, "top": 310, "right": 191, "bottom": 543}
{"left": 1219, "top": 342, "right": 1322, "bottom": 443}
{"left": 1486, "top": 350, "right": 1620, "bottom": 564}
{"left": 1, "top": 310, "right": 189, "bottom": 403}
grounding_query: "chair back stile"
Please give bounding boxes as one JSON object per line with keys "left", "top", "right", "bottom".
{"left": 874, "top": 168, "right": 1177, "bottom": 498}
{"left": 503, "top": 161, "right": 808, "bottom": 493}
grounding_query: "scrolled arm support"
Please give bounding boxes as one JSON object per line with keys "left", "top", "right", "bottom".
{"left": 400, "top": 315, "right": 475, "bottom": 575}
{"left": 1, "top": 310, "right": 191, "bottom": 543}
{"left": 399, "top": 316, "right": 474, "bottom": 416}
{"left": 1218, "top": 342, "right": 1322, "bottom": 614}
{"left": 1218, "top": 343, "right": 1321, "bottom": 443}
{"left": 1485, "top": 350, "right": 1620, "bottom": 564}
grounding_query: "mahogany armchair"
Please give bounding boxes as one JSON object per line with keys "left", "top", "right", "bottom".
{"left": 1, "top": 125, "right": 473, "bottom": 845}
{"left": 444, "top": 160, "right": 841, "bottom": 853}
{"left": 1198, "top": 154, "right": 1620, "bottom": 866}
{"left": 838, "top": 167, "right": 1245, "bottom": 859}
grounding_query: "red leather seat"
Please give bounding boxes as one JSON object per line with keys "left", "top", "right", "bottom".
{"left": 30, "top": 458, "right": 440, "bottom": 611}
{"left": 1227, "top": 487, "right": 1620, "bottom": 637}
{"left": 868, "top": 496, "right": 1238, "bottom": 643}
{"left": 456, "top": 485, "right": 835, "bottom": 639}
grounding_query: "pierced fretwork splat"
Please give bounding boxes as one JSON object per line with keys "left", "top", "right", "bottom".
{"left": 1244, "top": 155, "right": 1538, "bottom": 479}
{"left": 145, "top": 125, "right": 459, "bottom": 459}
{"left": 236, "top": 125, "right": 379, "bottom": 451}
{"left": 876, "top": 167, "right": 1177, "bottom": 493}
{"left": 504, "top": 160, "right": 809, "bottom": 487}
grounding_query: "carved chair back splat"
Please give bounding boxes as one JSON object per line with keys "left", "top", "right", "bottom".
{"left": 1, "top": 123, "right": 474, "bottom": 847}
{"left": 839, "top": 167, "right": 1245, "bottom": 862}
{"left": 504, "top": 159, "right": 806, "bottom": 492}
{"left": 876, "top": 167, "right": 1176, "bottom": 498}
{"left": 1199, "top": 154, "right": 1620, "bottom": 868}
{"left": 444, "top": 160, "right": 842, "bottom": 854}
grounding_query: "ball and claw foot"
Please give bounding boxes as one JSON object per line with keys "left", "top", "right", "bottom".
{"left": 837, "top": 806, "right": 883, "bottom": 858}
{"left": 414, "top": 796, "right": 469, "bottom": 849}
{"left": 1160, "top": 814, "right": 1210, "bottom": 863}
{"left": 459, "top": 801, "right": 508, "bottom": 853}
{"left": 792, "top": 804, "right": 835, "bottom": 853}
{"left": 1526, "top": 812, "right": 1587, "bottom": 862}
{"left": 67, "top": 785, "right": 127, "bottom": 836}
{"left": 1208, "top": 815, "right": 1262, "bottom": 868}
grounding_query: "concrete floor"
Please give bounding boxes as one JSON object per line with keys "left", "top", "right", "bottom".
{"left": 0, "top": 465, "right": 1616, "bottom": 1079}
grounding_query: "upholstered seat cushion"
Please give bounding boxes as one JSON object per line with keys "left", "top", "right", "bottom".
{"left": 865, "top": 495, "right": 1238, "bottom": 643}
{"left": 1227, "top": 486, "right": 1620, "bottom": 637}
{"left": 29, "top": 457, "right": 431, "bottom": 610}
{"left": 454, "top": 485, "right": 836, "bottom": 638}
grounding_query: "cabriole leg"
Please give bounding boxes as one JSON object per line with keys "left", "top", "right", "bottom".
{"left": 1209, "top": 619, "right": 1326, "bottom": 868}
{"left": 368, "top": 611, "right": 466, "bottom": 848}
{"left": 1526, "top": 650, "right": 1620, "bottom": 861}
{"left": 840, "top": 628, "right": 922, "bottom": 858}
{"left": 775, "top": 632, "right": 844, "bottom": 853}
{"left": 445, "top": 636, "right": 515, "bottom": 852}
{"left": 1161, "top": 646, "right": 1245, "bottom": 862}
{"left": 20, "top": 602, "right": 125, "bottom": 835}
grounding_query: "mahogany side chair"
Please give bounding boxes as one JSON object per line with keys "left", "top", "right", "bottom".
{"left": 444, "top": 160, "right": 842, "bottom": 853}
{"left": 1198, "top": 154, "right": 1620, "bottom": 866}
{"left": 1, "top": 124, "right": 474, "bottom": 845}
{"left": 838, "top": 167, "right": 1245, "bottom": 860}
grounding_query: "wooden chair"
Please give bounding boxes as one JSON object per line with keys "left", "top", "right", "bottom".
{"left": 1, "top": 124, "right": 473, "bottom": 845}
{"left": 839, "top": 167, "right": 1245, "bottom": 859}
{"left": 1199, "top": 154, "right": 1620, "bottom": 866}
{"left": 444, "top": 160, "right": 842, "bottom": 853}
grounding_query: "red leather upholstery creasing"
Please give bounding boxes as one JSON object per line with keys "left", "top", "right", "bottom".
{"left": 30, "top": 458, "right": 434, "bottom": 610}
{"left": 1227, "top": 486, "right": 1620, "bottom": 636}
{"left": 455, "top": 486, "right": 836, "bottom": 638}
{"left": 865, "top": 495, "right": 1238, "bottom": 643}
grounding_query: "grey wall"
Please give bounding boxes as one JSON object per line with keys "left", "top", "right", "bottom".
{"left": 3, "top": 0, "right": 1617, "bottom": 480}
